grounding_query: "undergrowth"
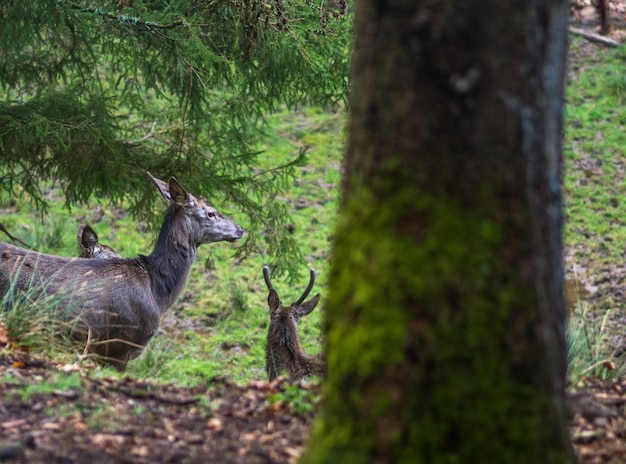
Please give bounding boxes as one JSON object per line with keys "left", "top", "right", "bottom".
{"left": 0, "top": 273, "right": 77, "bottom": 359}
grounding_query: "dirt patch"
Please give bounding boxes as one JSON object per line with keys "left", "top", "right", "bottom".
{"left": 0, "top": 353, "right": 317, "bottom": 464}
{"left": 570, "top": 377, "right": 626, "bottom": 463}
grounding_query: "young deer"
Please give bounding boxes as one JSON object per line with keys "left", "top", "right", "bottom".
{"left": 0, "top": 173, "right": 244, "bottom": 370}
{"left": 263, "top": 265, "right": 324, "bottom": 381}
{"left": 77, "top": 225, "right": 121, "bottom": 259}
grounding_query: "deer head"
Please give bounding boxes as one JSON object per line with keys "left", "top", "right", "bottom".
{"left": 263, "top": 265, "right": 323, "bottom": 381}
{"left": 147, "top": 172, "right": 244, "bottom": 246}
{"left": 77, "top": 225, "right": 121, "bottom": 259}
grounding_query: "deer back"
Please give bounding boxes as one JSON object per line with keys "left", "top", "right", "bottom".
{"left": 0, "top": 241, "right": 160, "bottom": 367}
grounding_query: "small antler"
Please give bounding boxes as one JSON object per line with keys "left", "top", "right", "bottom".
{"left": 263, "top": 265, "right": 274, "bottom": 291}
{"left": 293, "top": 268, "right": 315, "bottom": 306}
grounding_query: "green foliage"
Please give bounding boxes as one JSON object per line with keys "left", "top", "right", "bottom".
{"left": 14, "top": 372, "right": 82, "bottom": 402}
{"left": 267, "top": 381, "right": 321, "bottom": 416}
{"left": 226, "top": 280, "right": 249, "bottom": 313}
{"left": 0, "top": 0, "right": 351, "bottom": 275}
{"left": 125, "top": 334, "right": 177, "bottom": 379}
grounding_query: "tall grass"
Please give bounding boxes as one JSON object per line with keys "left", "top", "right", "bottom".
{"left": 566, "top": 273, "right": 625, "bottom": 381}
{"left": 567, "top": 309, "right": 622, "bottom": 380}
{"left": 0, "top": 264, "right": 77, "bottom": 356}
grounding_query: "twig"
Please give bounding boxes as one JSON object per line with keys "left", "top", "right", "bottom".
{"left": 86, "top": 377, "right": 199, "bottom": 405}
{"left": 0, "top": 224, "right": 36, "bottom": 250}
{"left": 135, "top": 120, "right": 157, "bottom": 143}
{"left": 127, "top": 122, "right": 173, "bottom": 146}
{"left": 568, "top": 26, "right": 619, "bottom": 47}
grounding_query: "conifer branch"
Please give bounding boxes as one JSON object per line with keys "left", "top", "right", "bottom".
{"left": 60, "top": 1, "right": 184, "bottom": 31}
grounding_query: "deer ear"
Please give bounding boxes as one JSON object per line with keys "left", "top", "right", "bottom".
{"left": 147, "top": 172, "right": 172, "bottom": 202}
{"left": 77, "top": 225, "right": 85, "bottom": 248}
{"left": 297, "top": 293, "right": 321, "bottom": 317}
{"left": 268, "top": 288, "right": 280, "bottom": 312}
{"left": 167, "top": 177, "right": 191, "bottom": 207}
{"left": 80, "top": 225, "right": 98, "bottom": 248}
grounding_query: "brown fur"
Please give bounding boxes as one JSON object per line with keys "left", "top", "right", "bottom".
{"left": 0, "top": 173, "right": 244, "bottom": 370}
{"left": 264, "top": 267, "right": 324, "bottom": 381}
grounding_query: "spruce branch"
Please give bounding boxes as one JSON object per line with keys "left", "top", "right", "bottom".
{"left": 59, "top": 1, "right": 184, "bottom": 31}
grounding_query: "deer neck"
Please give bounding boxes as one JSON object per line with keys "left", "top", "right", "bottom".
{"left": 145, "top": 210, "right": 196, "bottom": 313}
{"left": 278, "top": 319, "right": 309, "bottom": 363}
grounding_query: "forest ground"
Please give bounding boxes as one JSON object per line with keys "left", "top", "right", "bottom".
{"left": 0, "top": 3, "right": 623, "bottom": 463}
{"left": 566, "top": 2, "right": 626, "bottom": 463}
{"left": 0, "top": 351, "right": 317, "bottom": 463}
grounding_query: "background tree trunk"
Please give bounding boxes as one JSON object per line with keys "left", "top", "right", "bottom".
{"left": 302, "top": 1, "right": 575, "bottom": 462}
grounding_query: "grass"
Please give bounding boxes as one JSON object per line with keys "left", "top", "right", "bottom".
{"left": 14, "top": 372, "right": 82, "bottom": 402}
{"left": 1, "top": 37, "right": 622, "bottom": 386}
{"left": 0, "top": 267, "right": 80, "bottom": 359}
{"left": 566, "top": 274, "right": 623, "bottom": 380}
{"left": 0, "top": 105, "right": 344, "bottom": 386}
{"left": 266, "top": 379, "right": 322, "bottom": 416}
{"left": 564, "top": 37, "right": 626, "bottom": 381}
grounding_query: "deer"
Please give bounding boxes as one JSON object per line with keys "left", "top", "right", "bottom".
{"left": 77, "top": 225, "right": 121, "bottom": 259}
{"left": 263, "top": 265, "right": 324, "bottom": 381}
{"left": 0, "top": 172, "right": 244, "bottom": 370}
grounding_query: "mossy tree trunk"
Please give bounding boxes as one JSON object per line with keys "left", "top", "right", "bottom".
{"left": 302, "top": 1, "right": 575, "bottom": 463}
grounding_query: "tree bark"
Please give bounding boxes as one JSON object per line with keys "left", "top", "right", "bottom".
{"left": 302, "top": 1, "right": 575, "bottom": 462}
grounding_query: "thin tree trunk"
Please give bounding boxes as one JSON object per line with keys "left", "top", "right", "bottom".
{"left": 302, "top": 1, "right": 575, "bottom": 462}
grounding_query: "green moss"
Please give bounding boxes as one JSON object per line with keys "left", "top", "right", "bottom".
{"left": 303, "top": 184, "right": 570, "bottom": 463}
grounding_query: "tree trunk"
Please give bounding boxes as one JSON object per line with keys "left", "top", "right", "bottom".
{"left": 302, "top": 1, "right": 575, "bottom": 462}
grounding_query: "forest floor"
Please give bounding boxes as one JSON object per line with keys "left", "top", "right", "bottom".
{"left": 0, "top": 351, "right": 318, "bottom": 463}
{"left": 566, "top": 2, "right": 626, "bottom": 463}
{"left": 0, "top": 4, "right": 624, "bottom": 464}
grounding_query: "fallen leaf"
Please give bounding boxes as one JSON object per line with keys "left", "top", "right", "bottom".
{"left": 59, "top": 364, "right": 81, "bottom": 373}
{"left": 207, "top": 417, "right": 223, "bottom": 431}
{"left": 603, "top": 361, "right": 617, "bottom": 371}
{"left": 131, "top": 445, "right": 149, "bottom": 457}
{"left": 0, "top": 323, "right": 9, "bottom": 345}
{"left": 1, "top": 420, "right": 27, "bottom": 430}
{"left": 42, "top": 422, "right": 60, "bottom": 431}
{"left": 10, "top": 342, "right": 28, "bottom": 353}
{"left": 92, "top": 433, "right": 125, "bottom": 449}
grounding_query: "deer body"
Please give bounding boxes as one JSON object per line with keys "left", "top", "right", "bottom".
{"left": 0, "top": 173, "right": 244, "bottom": 370}
{"left": 263, "top": 266, "right": 324, "bottom": 381}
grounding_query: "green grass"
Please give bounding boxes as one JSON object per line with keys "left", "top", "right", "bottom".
{"left": 0, "top": 269, "right": 81, "bottom": 359}
{"left": 267, "top": 379, "right": 322, "bottom": 416}
{"left": 0, "top": 105, "right": 344, "bottom": 386}
{"left": 9, "top": 372, "right": 82, "bottom": 402}
{"left": 564, "top": 38, "right": 626, "bottom": 380}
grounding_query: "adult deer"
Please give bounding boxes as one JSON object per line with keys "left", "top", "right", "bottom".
{"left": 0, "top": 173, "right": 244, "bottom": 370}
{"left": 263, "top": 265, "right": 324, "bottom": 381}
{"left": 77, "top": 225, "right": 121, "bottom": 259}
